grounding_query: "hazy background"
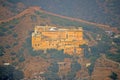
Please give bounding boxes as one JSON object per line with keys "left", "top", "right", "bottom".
{"left": 7, "top": 0, "right": 120, "bottom": 28}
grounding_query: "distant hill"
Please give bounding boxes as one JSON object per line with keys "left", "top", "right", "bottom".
{"left": 0, "top": 2, "right": 118, "bottom": 33}
{"left": 6, "top": 0, "right": 120, "bottom": 28}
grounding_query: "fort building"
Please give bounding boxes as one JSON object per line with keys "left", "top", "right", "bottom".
{"left": 32, "top": 25, "right": 86, "bottom": 55}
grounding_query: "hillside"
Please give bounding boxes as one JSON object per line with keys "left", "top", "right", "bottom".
{"left": 0, "top": 4, "right": 120, "bottom": 80}
{"left": 6, "top": 0, "right": 120, "bottom": 29}
{"left": 0, "top": 0, "right": 26, "bottom": 20}
{"left": 0, "top": 4, "right": 118, "bottom": 33}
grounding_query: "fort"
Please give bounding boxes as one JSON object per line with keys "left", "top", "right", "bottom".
{"left": 32, "top": 25, "right": 86, "bottom": 55}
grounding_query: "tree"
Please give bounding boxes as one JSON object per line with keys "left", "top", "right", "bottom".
{"left": 0, "top": 46, "right": 4, "bottom": 56}
{"left": 87, "top": 63, "right": 94, "bottom": 76}
{"left": 18, "top": 56, "right": 25, "bottom": 62}
{"left": 0, "top": 65, "right": 24, "bottom": 80}
{"left": 71, "top": 61, "right": 81, "bottom": 72}
{"left": 48, "top": 62, "right": 59, "bottom": 73}
{"left": 66, "top": 61, "right": 81, "bottom": 80}
{"left": 109, "top": 72, "right": 118, "bottom": 80}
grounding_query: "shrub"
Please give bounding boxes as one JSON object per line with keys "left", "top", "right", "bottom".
{"left": 0, "top": 46, "right": 4, "bottom": 56}
{"left": 0, "top": 27, "right": 8, "bottom": 32}
{"left": 18, "top": 56, "right": 25, "bottom": 62}
{"left": 0, "top": 32, "right": 5, "bottom": 36}
{"left": 87, "top": 62, "right": 94, "bottom": 76}
{"left": 109, "top": 72, "right": 118, "bottom": 80}
{"left": 10, "top": 52, "right": 16, "bottom": 55}
{"left": 43, "top": 72, "right": 60, "bottom": 80}
{"left": 47, "top": 49, "right": 71, "bottom": 60}
{"left": 11, "top": 57, "right": 16, "bottom": 60}
{"left": 31, "top": 15, "right": 37, "bottom": 22}
{"left": 106, "top": 53, "right": 120, "bottom": 62}
{"left": 0, "top": 65, "right": 24, "bottom": 80}
{"left": 65, "top": 61, "right": 81, "bottom": 80}
{"left": 12, "top": 33, "right": 18, "bottom": 38}
{"left": 7, "top": 30, "right": 12, "bottom": 35}
{"left": 48, "top": 62, "right": 59, "bottom": 73}
{"left": 66, "top": 72, "right": 76, "bottom": 80}
{"left": 5, "top": 44, "right": 10, "bottom": 49}
{"left": 9, "top": 26, "right": 14, "bottom": 29}
{"left": 12, "top": 62, "right": 18, "bottom": 66}
{"left": 13, "top": 42, "right": 18, "bottom": 46}
{"left": 71, "top": 61, "right": 81, "bottom": 72}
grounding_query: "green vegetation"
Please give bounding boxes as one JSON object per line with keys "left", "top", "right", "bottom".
{"left": 71, "top": 61, "right": 81, "bottom": 72}
{"left": 14, "top": 48, "right": 25, "bottom": 63}
{"left": 81, "top": 45, "right": 95, "bottom": 76}
{"left": 81, "top": 36, "right": 112, "bottom": 75}
{"left": 81, "top": 44, "right": 99, "bottom": 63}
{"left": 113, "top": 37, "right": 120, "bottom": 46}
{"left": 0, "top": 32, "right": 5, "bottom": 36}
{"left": 8, "top": 18, "right": 20, "bottom": 25}
{"left": 83, "top": 32, "right": 91, "bottom": 41}
{"left": 43, "top": 72, "right": 60, "bottom": 80}
{"left": 106, "top": 36, "right": 120, "bottom": 62}
{"left": 12, "top": 42, "right": 18, "bottom": 47}
{"left": 10, "top": 52, "right": 16, "bottom": 55}
{"left": 48, "top": 62, "right": 59, "bottom": 73}
{"left": 35, "top": 11, "right": 48, "bottom": 19}
{"left": 0, "top": 65, "right": 24, "bottom": 80}
{"left": 44, "top": 62, "right": 59, "bottom": 80}
{"left": 0, "top": 46, "right": 5, "bottom": 56}
{"left": 0, "top": 18, "right": 19, "bottom": 27}
{"left": 31, "top": 15, "right": 37, "bottom": 22}
{"left": 11, "top": 57, "right": 16, "bottom": 61}
{"left": 23, "top": 37, "right": 46, "bottom": 57}
{"left": 109, "top": 72, "right": 118, "bottom": 80}
{"left": 16, "top": 48, "right": 24, "bottom": 58}
{"left": 0, "top": 26, "right": 8, "bottom": 32}
{"left": 7, "top": 30, "right": 12, "bottom": 35}
{"left": 80, "top": 44, "right": 89, "bottom": 57}
{"left": 66, "top": 61, "right": 81, "bottom": 80}
{"left": 66, "top": 72, "right": 76, "bottom": 80}
{"left": 106, "top": 53, "right": 120, "bottom": 62}
{"left": 0, "top": 18, "right": 20, "bottom": 37}
{"left": 7, "top": 0, "right": 21, "bottom": 4}
{"left": 12, "top": 62, "right": 18, "bottom": 66}
{"left": 87, "top": 62, "right": 94, "bottom": 76}
{"left": 12, "top": 33, "right": 18, "bottom": 38}
{"left": 47, "top": 49, "right": 72, "bottom": 61}
{"left": 0, "top": 25, "right": 8, "bottom": 36}
{"left": 9, "top": 25, "right": 14, "bottom": 29}
{"left": 18, "top": 56, "right": 25, "bottom": 62}
{"left": 5, "top": 44, "right": 11, "bottom": 49}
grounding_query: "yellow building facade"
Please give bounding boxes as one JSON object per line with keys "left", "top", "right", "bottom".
{"left": 32, "top": 26, "right": 86, "bottom": 55}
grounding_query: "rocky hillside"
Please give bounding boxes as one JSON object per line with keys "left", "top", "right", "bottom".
{"left": 0, "top": 1, "right": 120, "bottom": 80}
{"left": 6, "top": 0, "right": 120, "bottom": 29}
{"left": 0, "top": 0, "right": 26, "bottom": 20}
